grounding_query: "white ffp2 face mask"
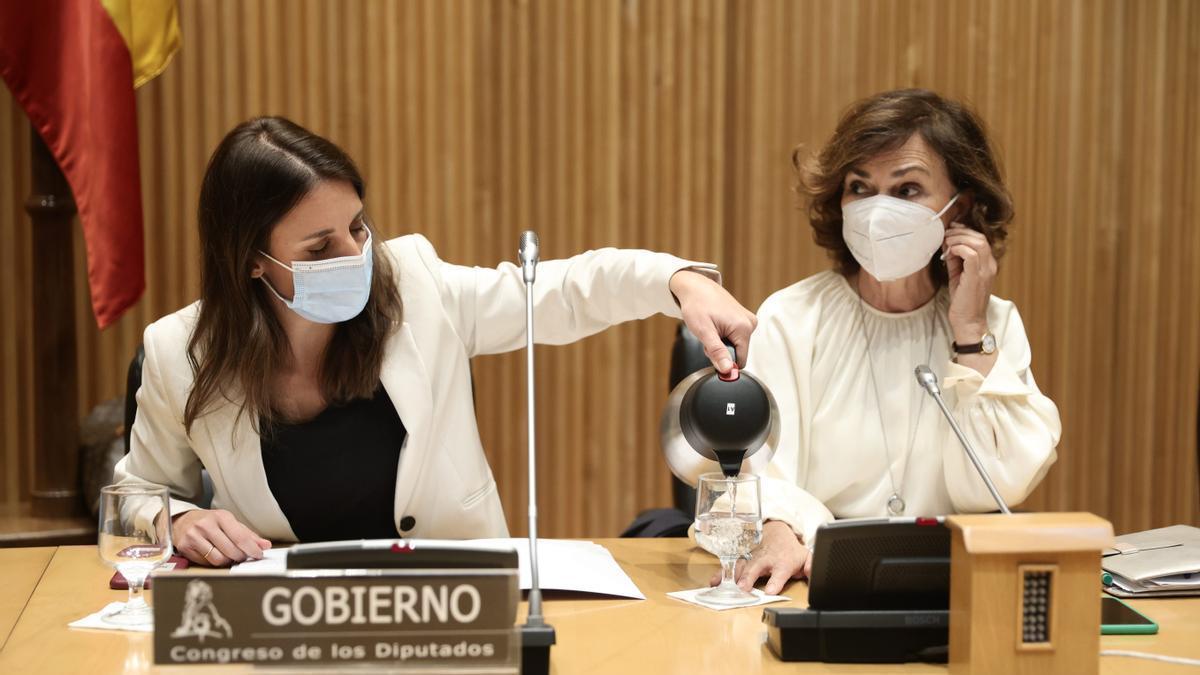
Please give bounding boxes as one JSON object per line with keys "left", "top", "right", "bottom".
{"left": 841, "top": 193, "right": 959, "bottom": 282}
{"left": 258, "top": 230, "right": 374, "bottom": 324}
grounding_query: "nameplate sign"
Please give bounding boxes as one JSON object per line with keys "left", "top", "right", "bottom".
{"left": 153, "top": 570, "right": 519, "bottom": 669}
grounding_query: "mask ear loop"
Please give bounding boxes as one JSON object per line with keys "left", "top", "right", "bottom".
{"left": 936, "top": 193, "right": 964, "bottom": 264}
{"left": 258, "top": 276, "right": 293, "bottom": 304}
{"left": 258, "top": 249, "right": 295, "bottom": 272}
{"left": 933, "top": 192, "right": 960, "bottom": 221}
{"left": 256, "top": 250, "right": 295, "bottom": 303}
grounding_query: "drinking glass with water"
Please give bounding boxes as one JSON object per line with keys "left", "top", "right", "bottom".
{"left": 694, "top": 473, "right": 762, "bottom": 605}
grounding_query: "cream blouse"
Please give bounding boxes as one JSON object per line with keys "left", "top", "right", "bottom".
{"left": 749, "top": 270, "right": 1061, "bottom": 545}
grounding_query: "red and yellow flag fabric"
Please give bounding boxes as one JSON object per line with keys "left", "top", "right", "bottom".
{"left": 0, "top": 0, "right": 179, "bottom": 328}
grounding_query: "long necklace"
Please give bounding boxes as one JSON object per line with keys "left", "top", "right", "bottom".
{"left": 855, "top": 287, "right": 937, "bottom": 517}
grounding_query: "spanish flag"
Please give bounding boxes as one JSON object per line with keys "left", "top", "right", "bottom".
{"left": 0, "top": 1, "right": 180, "bottom": 328}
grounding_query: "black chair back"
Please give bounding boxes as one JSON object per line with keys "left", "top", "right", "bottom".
{"left": 123, "top": 345, "right": 145, "bottom": 454}
{"left": 620, "top": 323, "right": 713, "bottom": 537}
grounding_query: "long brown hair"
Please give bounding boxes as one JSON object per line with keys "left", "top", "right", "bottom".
{"left": 796, "top": 89, "right": 1014, "bottom": 286}
{"left": 183, "top": 116, "right": 403, "bottom": 433}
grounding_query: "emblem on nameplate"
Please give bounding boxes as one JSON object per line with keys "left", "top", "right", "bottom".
{"left": 170, "top": 579, "right": 233, "bottom": 642}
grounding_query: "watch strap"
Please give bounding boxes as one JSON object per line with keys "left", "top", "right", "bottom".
{"left": 953, "top": 331, "right": 995, "bottom": 355}
{"left": 953, "top": 340, "right": 985, "bottom": 354}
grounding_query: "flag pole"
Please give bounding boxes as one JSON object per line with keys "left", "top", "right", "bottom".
{"left": 25, "top": 123, "right": 82, "bottom": 518}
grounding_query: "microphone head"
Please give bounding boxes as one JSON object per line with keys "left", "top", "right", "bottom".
{"left": 914, "top": 365, "right": 941, "bottom": 395}
{"left": 519, "top": 230, "right": 540, "bottom": 263}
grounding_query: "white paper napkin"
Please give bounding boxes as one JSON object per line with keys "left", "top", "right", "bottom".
{"left": 68, "top": 602, "right": 154, "bottom": 633}
{"left": 667, "top": 587, "right": 789, "bottom": 611}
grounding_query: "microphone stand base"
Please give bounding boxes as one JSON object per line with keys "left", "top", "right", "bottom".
{"left": 520, "top": 622, "right": 555, "bottom": 675}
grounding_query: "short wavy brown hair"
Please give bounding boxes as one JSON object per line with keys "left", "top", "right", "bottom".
{"left": 796, "top": 89, "right": 1013, "bottom": 286}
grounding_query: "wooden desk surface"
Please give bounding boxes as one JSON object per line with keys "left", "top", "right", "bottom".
{"left": 0, "top": 539, "right": 1196, "bottom": 673}
{"left": 0, "top": 546, "right": 54, "bottom": 652}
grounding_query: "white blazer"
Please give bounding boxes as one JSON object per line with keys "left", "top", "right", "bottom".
{"left": 114, "top": 234, "right": 716, "bottom": 542}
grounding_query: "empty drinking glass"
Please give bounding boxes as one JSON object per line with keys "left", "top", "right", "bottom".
{"left": 97, "top": 483, "right": 173, "bottom": 626}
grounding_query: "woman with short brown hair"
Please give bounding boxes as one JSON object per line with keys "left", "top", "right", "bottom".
{"left": 732, "top": 89, "right": 1060, "bottom": 593}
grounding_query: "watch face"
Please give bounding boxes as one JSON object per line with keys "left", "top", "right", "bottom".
{"left": 981, "top": 333, "right": 997, "bottom": 354}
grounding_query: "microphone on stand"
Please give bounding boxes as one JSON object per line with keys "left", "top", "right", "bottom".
{"left": 519, "top": 230, "right": 539, "bottom": 284}
{"left": 518, "top": 230, "right": 544, "bottom": 620}
{"left": 518, "top": 230, "right": 554, "bottom": 674}
{"left": 914, "top": 365, "right": 1012, "bottom": 515}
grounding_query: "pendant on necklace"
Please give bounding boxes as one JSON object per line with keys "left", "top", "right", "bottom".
{"left": 887, "top": 493, "right": 906, "bottom": 517}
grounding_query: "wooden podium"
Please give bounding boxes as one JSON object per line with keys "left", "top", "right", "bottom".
{"left": 947, "top": 513, "right": 1114, "bottom": 675}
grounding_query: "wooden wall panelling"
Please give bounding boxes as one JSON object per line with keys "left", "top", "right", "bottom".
{"left": 0, "top": 0, "right": 1196, "bottom": 536}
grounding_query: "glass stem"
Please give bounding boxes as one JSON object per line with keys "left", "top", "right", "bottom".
{"left": 719, "top": 556, "right": 739, "bottom": 588}
{"left": 127, "top": 577, "right": 147, "bottom": 609}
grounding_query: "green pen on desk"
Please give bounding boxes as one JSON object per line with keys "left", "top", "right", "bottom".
{"left": 1101, "top": 571, "right": 1113, "bottom": 587}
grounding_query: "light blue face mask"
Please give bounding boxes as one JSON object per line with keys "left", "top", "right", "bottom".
{"left": 258, "top": 230, "right": 374, "bottom": 324}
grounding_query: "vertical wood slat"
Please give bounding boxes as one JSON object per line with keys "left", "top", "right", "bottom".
{"left": 0, "top": 87, "right": 33, "bottom": 512}
{"left": 0, "top": 0, "right": 1196, "bottom": 536}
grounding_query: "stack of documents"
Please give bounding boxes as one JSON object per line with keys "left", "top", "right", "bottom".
{"left": 1102, "top": 525, "right": 1200, "bottom": 598}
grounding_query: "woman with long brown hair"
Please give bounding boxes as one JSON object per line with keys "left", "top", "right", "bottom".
{"left": 729, "top": 90, "right": 1061, "bottom": 594}
{"left": 114, "top": 116, "right": 756, "bottom": 567}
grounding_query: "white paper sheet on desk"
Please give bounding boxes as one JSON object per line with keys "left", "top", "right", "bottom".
{"left": 229, "top": 546, "right": 289, "bottom": 575}
{"left": 1145, "top": 573, "right": 1200, "bottom": 588}
{"left": 474, "top": 539, "right": 645, "bottom": 599}
{"left": 1112, "top": 571, "right": 1200, "bottom": 593}
{"left": 230, "top": 539, "right": 645, "bottom": 600}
